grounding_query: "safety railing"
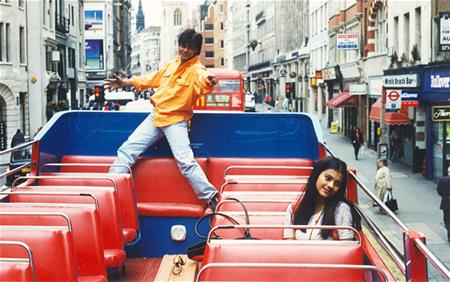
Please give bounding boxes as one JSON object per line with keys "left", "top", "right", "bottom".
{"left": 322, "top": 141, "right": 450, "bottom": 281}
{"left": 0, "top": 140, "right": 36, "bottom": 190}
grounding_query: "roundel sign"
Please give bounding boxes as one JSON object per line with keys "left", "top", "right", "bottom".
{"left": 386, "top": 90, "right": 401, "bottom": 110}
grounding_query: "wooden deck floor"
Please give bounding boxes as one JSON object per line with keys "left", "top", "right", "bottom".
{"left": 110, "top": 258, "right": 163, "bottom": 281}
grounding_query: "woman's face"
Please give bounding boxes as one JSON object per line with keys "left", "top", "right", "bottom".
{"left": 315, "top": 169, "right": 343, "bottom": 199}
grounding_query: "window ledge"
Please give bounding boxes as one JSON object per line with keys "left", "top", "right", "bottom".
{"left": 0, "top": 62, "right": 13, "bottom": 66}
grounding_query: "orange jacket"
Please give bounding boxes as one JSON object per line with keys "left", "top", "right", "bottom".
{"left": 130, "top": 56, "right": 213, "bottom": 127}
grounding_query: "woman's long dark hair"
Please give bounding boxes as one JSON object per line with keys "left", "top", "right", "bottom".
{"left": 293, "top": 156, "right": 361, "bottom": 239}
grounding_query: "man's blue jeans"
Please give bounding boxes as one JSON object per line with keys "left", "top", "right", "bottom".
{"left": 109, "top": 112, "right": 217, "bottom": 202}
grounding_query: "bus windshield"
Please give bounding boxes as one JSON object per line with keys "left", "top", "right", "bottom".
{"left": 216, "top": 80, "right": 241, "bottom": 92}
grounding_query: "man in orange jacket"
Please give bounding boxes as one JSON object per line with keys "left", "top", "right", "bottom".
{"left": 103, "top": 29, "right": 218, "bottom": 209}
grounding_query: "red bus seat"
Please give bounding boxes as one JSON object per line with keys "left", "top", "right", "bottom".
{"left": 199, "top": 240, "right": 364, "bottom": 281}
{"left": 132, "top": 158, "right": 208, "bottom": 217}
{"left": 59, "top": 155, "right": 116, "bottom": 173}
{"left": 216, "top": 192, "right": 301, "bottom": 212}
{"left": 39, "top": 173, "right": 138, "bottom": 244}
{"left": 11, "top": 186, "right": 125, "bottom": 270}
{"left": 207, "top": 158, "right": 313, "bottom": 188}
{"left": 211, "top": 214, "right": 286, "bottom": 239}
{"left": 221, "top": 182, "right": 306, "bottom": 193}
{"left": 1, "top": 201, "right": 107, "bottom": 281}
{"left": 0, "top": 241, "right": 34, "bottom": 282}
{"left": 0, "top": 212, "right": 77, "bottom": 281}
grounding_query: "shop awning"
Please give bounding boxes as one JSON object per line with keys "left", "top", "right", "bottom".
{"left": 369, "top": 99, "right": 410, "bottom": 125}
{"left": 326, "top": 92, "right": 358, "bottom": 108}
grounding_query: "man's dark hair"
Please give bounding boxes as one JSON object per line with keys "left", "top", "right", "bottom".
{"left": 178, "top": 29, "right": 202, "bottom": 55}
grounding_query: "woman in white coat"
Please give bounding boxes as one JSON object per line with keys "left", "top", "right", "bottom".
{"left": 374, "top": 159, "right": 391, "bottom": 206}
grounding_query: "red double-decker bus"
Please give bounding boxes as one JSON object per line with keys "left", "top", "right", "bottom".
{"left": 194, "top": 68, "right": 245, "bottom": 111}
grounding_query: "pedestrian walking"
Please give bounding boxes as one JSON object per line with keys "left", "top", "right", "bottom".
{"left": 264, "top": 94, "right": 271, "bottom": 105}
{"left": 437, "top": 166, "right": 450, "bottom": 242}
{"left": 11, "top": 129, "right": 25, "bottom": 148}
{"left": 103, "top": 28, "right": 219, "bottom": 210}
{"left": 282, "top": 98, "right": 289, "bottom": 112}
{"left": 390, "top": 127, "right": 400, "bottom": 161}
{"left": 351, "top": 127, "right": 364, "bottom": 160}
{"left": 374, "top": 159, "right": 391, "bottom": 207}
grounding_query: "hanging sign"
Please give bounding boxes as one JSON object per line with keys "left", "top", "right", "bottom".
{"left": 439, "top": 12, "right": 450, "bottom": 52}
{"left": 386, "top": 89, "right": 401, "bottom": 110}
{"left": 337, "top": 34, "right": 359, "bottom": 50}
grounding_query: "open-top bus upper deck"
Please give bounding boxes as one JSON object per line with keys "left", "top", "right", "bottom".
{"left": 0, "top": 110, "right": 448, "bottom": 282}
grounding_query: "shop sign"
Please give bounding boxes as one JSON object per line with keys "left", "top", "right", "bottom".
{"left": 422, "top": 69, "right": 450, "bottom": 96}
{"left": 349, "top": 84, "right": 367, "bottom": 95}
{"left": 432, "top": 106, "right": 450, "bottom": 122}
{"left": 279, "top": 69, "right": 287, "bottom": 77}
{"left": 401, "top": 90, "right": 419, "bottom": 107}
{"left": 368, "top": 76, "right": 383, "bottom": 97}
{"left": 337, "top": 34, "right": 359, "bottom": 50}
{"left": 439, "top": 12, "right": 450, "bottom": 52}
{"left": 384, "top": 74, "right": 419, "bottom": 88}
{"left": 322, "top": 67, "right": 336, "bottom": 80}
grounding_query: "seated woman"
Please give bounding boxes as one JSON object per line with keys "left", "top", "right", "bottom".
{"left": 284, "top": 156, "right": 361, "bottom": 240}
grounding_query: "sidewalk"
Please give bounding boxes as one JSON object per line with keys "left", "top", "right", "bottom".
{"left": 321, "top": 123, "right": 449, "bottom": 281}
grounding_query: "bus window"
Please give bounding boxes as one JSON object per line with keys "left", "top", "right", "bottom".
{"left": 194, "top": 68, "right": 244, "bottom": 112}
{"left": 218, "top": 80, "right": 240, "bottom": 92}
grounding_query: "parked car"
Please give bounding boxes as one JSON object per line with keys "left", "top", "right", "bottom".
{"left": 245, "top": 91, "right": 256, "bottom": 112}
{"left": 5, "top": 143, "right": 32, "bottom": 187}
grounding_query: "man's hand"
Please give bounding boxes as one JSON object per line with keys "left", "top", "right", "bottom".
{"left": 103, "top": 74, "right": 130, "bottom": 92}
{"left": 206, "top": 74, "right": 217, "bottom": 86}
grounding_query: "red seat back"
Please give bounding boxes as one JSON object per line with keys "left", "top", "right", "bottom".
{"left": 1, "top": 203, "right": 106, "bottom": 277}
{"left": 221, "top": 182, "right": 306, "bottom": 193}
{"left": 207, "top": 158, "right": 313, "bottom": 188}
{"left": 40, "top": 173, "right": 138, "bottom": 233}
{"left": 0, "top": 213, "right": 77, "bottom": 281}
{"left": 211, "top": 214, "right": 286, "bottom": 239}
{"left": 11, "top": 187, "right": 123, "bottom": 251}
{"left": 59, "top": 155, "right": 116, "bottom": 173}
{"left": 132, "top": 158, "right": 208, "bottom": 217}
{"left": 0, "top": 242, "right": 34, "bottom": 282}
{"left": 200, "top": 241, "right": 364, "bottom": 281}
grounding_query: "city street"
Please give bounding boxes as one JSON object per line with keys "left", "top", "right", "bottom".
{"left": 320, "top": 119, "right": 449, "bottom": 281}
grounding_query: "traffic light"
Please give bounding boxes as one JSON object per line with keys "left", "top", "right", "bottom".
{"left": 285, "top": 82, "right": 296, "bottom": 99}
{"left": 94, "top": 86, "right": 105, "bottom": 101}
{"left": 285, "top": 83, "right": 291, "bottom": 95}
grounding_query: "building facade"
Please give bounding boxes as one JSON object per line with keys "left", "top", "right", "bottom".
{"left": 130, "top": 26, "right": 161, "bottom": 77}
{"left": 272, "top": 0, "right": 309, "bottom": 112}
{"left": 160, "top": 1, "right": 200, "bottom": 65}
{"left": 0, "top": 0, "right": 29, "bottom": 156}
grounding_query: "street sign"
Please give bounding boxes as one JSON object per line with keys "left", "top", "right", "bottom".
{"left": 386, "top": 89, "right": 401, "bottom": 110}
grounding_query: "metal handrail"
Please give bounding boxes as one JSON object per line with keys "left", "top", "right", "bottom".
{"left": 224, "top": 165, "right": 313, "bottom": 178}
{"left": 208, "top": 224, "right": 361, "bottom": 244}
{"left": 322, "top": 141, "right": 450, "bottom": 278}
{"left": 196, "top": 262, "right": 388, "bottom": 282}
{"left": 322, "top": 142, "right": 409, "bottom": 231}
{"left": 0, "top": 140, "right": 36, "bottom": 155}
{"left": 414, "top": 238, "right": 450, "bottom": 280}
{"left": 1, "top": 191, "right": 99, "bottom": 210}
{"left": 0, "top": 240, "right": 36, "bottom": 281}
{"left": 0, "top": 211, "right": 72, "bottom": 232}
{"left": 0, "top": 140, "right": 36, "bottom": 180}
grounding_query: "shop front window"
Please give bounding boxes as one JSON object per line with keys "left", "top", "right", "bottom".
{"left": 433, "top": 122, "right": 444, "bottom": 179}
